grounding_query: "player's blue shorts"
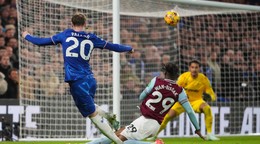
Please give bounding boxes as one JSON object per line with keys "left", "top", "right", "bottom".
{"left": 68, "top": 75, "right": 97, "bottom": 117}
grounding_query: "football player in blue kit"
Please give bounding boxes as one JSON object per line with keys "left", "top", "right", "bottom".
{"left": 22, "top": 13, "right": 133, "bottom": 144}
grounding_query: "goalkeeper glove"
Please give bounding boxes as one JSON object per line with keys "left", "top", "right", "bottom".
{"left": 203, "top": 93, "right": 212, "bottom": 101}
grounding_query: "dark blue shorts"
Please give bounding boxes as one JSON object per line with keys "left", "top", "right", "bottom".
{"left": 69, "top": 75, "right": 97, "bottom": 117}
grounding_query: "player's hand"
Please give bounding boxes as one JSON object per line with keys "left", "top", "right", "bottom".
{"left": 129, "top": 48, "right": 134, "bottom": 53}
{"left": 195, "top": 129, "right": 206, "bottom": 140}
{"left": 203, "top": 93, "right": 212, "bottom": 101}
{"left": 22, "top": 31, "right": 30, "bottom": 38}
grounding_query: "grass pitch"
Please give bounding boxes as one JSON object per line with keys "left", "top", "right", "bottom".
{"left": 0, "top": 136, "right": 259, "bottom": 144}
{"left": 162, "top": 135, "right": 260, "bottom": 144}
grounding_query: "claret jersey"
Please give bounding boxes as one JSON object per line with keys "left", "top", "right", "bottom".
{"left": 140, "top": 77, "right": 183, "bottom": 124}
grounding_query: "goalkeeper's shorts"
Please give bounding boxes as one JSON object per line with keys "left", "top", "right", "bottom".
{"left": 171, "top": 99, "right": 207, "bottom": 115}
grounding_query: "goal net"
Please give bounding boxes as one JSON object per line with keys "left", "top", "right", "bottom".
{"left": 17, "top": 0, "right": 260, "bottom": 140}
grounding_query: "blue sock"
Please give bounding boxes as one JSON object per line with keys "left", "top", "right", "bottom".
{"left": 124, "top": 140, "right": 151, "bottom": 144}
{"left": 87, "top": 136, "right": 112, "bottom": 144}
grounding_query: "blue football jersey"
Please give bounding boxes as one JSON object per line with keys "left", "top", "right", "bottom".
{"left": 51, "top": 29, "right": 107, "bottom": 82}
{"left": 25, "top": 28, "right": 132, "bottom": 82}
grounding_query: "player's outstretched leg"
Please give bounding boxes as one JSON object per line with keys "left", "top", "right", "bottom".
{"left": 87, "top": 138, "right": 163, "bottom": 144}
{"left": 123, "top": 140, "right": 154, "bottom": 144}
{"left": 95, "top": 104, "right": 120, "bottom": 130}
{"left": 86, "top": 136, "right": 112, "bottom": 144}
{"left": 146, "top": 136, "right": 157, "bottom": 141}
{"left": 122, "top": 139, "right": 165, "bottom": 144}
{"left": 90, "top": 113, "right": 123, "bottom": 144}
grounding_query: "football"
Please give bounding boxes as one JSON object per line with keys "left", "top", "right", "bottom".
{"left": 164, "top": 10, "right": 180, "bottom": 27}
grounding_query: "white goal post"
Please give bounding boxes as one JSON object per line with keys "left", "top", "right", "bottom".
{"left": 17, "top": 0, "right": 260, "bottom": 141}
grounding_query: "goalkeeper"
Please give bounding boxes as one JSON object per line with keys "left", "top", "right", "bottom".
{"left": 154, "top": 59, "right": 219, "bottom": 141}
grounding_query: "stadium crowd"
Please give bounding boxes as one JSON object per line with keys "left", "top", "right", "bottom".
{"left": 0, "top": 0, "right": 260, "bottom": 107}
{"left": 119, "top": 12, "right": 260, "bottom": 103}
{"left": 0, "top": 0, "right": 19, "bottom": 99}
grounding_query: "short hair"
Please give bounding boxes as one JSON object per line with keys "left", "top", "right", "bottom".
{"left": 162, "top": 62, "right": 179, "bottom": 79}
{"left": 189, "top": 59, "right": 201, "bottom": 67}
{"left": 71, "top": 13, "right": 87, "bottom": 26}
{"left": 8, "top": 68, "right": 18, "bottom": 76}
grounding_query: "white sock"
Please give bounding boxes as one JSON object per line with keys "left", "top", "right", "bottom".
{"left": 95, "top": 104, "right": 109, "bottom": 119}
{"left": 90, "top": 114, "right": 123, "bottom": 144}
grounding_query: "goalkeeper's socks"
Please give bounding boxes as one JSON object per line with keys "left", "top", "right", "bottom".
{"left": 87, "top": 136, "right": 112, "bottom": 144}
{"left": 124, "top": 140, "right": 151, "bottom": 144}
{"left": 90, "top": 114, "right": 123, "bottom": 144}
{"left": 202, "top": 105, "right": 213, "bottom": 133}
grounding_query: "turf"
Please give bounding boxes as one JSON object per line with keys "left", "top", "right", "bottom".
{"left": 0, "top": 136, "right": 259, "bottom": 144}
{"left": 162, "top": 136, "right": 260, "bottom": 144}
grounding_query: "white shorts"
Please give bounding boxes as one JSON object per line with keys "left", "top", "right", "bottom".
{"left": 120, "top": 115, "right": 160, "bottom": 140}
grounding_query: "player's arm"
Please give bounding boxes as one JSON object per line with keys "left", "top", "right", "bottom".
{"left": 104, "top": 42, "right": 133, "bottom": 53}
{"left": 139, "top": 77, "right": 156, "bottom": 100}
{"left": 203, "top": 77, "right": 216, "bottom": 101}
{"left": 22, "top": 31, "right": 56, "bottom": 46}
{"left": 179, "top": 89, "right": 205, "bottom": 140}
{"left": 179, "top": 89, "right": 200, "bottom": 130}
